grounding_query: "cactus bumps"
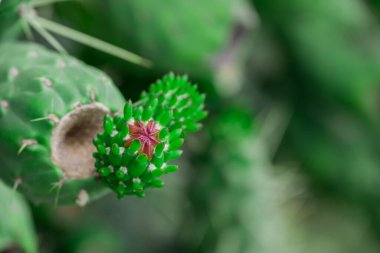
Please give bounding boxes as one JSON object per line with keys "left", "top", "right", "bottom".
{"left": 93, "top": 73, "right": 207, "bottom": 198}
{"left": 0, "top": 42, "right": 125, "bottom": 205}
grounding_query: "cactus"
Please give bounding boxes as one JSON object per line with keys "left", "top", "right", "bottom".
{"left": 93, "top": 73, "right": 207, "bottom": 198}
{"left": 0, "top": 0, "right": 28, "bottom": 41}
{"left": 0, "top": 42, "right": 206, "bottom": 204}
{"left": 0, "top": 42, "right": 125, "bottom": 205}
{"left": 0, "top": 180, "right": 37, "bottom": 253}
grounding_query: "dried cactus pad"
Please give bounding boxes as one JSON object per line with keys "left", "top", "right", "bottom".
{"left": 0, "top": 42, "right": 125, "bottom": 205}
{"left": 93, "top": 73, "right": 207, "bottom": 198}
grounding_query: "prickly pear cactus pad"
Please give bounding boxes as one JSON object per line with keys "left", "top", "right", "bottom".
{"left": 0, "top": 180, "right": 37, "bottom": 253}
{"left": 93, "top": 73, "right": 207, "bottom": 198}
{"left": 0, "top": 42, "right": 125, "bottom": 205}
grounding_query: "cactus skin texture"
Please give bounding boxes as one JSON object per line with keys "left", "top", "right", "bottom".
{"left": 0, "top": 180, "right": 37, "bottom": 253}
{"left": 0, "top": 42, "right": 125, "bottom": 205}
{"left": 93, "top": 73, "right": 207, "bottom": 198}
{"left": 0, "top": 0, "right": 28, "bottom": 41}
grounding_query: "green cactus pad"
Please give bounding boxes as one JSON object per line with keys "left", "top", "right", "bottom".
{"left": 0, "top": 42, "right": 125, "bottom": 205}
{"left": 0, "top": 180, "right": 37, "bottom": 253}
{"left": 93, "top": 73, "right": 207, "bottom": 198}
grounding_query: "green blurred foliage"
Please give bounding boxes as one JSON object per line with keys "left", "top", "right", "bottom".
{"left": 249, "top": 0, "right": 380, "bottom": 228}
{"left": 0, "top": 180, "right": 37, "bottom": 253}
{"left": 252, "top": 0, "right": 380, "bottom": 121}
{"left": 31, "top": 206, "right": 124, "bottom": 253}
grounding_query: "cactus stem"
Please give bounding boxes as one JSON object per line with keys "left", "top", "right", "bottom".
{"left": 18, "top": 139, "right": 38, "bottom": 155}
{"left": 51, "top": 103, "right": 109, "bottom": 179}
{"left": 76, "top": 189, "right": 89, "bottom": 207}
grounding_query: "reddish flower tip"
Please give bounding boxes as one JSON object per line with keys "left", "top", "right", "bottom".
{"left": 125, "top": 120, "right": 160, "bottom": 159}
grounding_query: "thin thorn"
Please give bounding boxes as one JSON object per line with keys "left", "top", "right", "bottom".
{"left": 34, "top": 16, "right": 152, "bottom": 67}
{"left": 18, "top": 139, "right": 37, "bottom": 155}
{"left": 88, "top": 89, "right": 96, "bottom": 102}
{"left": 30, "top": 116, "right": 50, "bottom": 122}
{"left": 13, "top": 178, "right": 22, "bottom": 191}
{"left": 8, "top": 178, "right": 23, "bottom": 206}
{"left": 21, "top": 19, "right": 34, "bottom": 40}
{"left": 21, "top": 6, "right": 67, "bottom": 54}
{"left": 50, "top": 177, "right": 65, "bottom": 207}
{"left": 30, "top": 114, "right": 60, "bottom": 124}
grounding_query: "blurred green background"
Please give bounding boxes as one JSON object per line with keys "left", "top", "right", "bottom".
{"left": 2, "top": 0, "right": 380, "bottom": 252}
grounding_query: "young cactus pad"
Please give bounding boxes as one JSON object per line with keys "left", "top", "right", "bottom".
{"left": 93, "top": 73, "right": 207, "bottom": 198}
{"left": 0, "top": 42, "right": 125, "bottom": 205}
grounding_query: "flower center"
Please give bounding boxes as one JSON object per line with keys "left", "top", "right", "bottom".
{"left": 125, "top": 120, "right": 160, "bottom": 159}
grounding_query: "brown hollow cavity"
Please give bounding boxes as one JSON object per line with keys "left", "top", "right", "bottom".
{"left": 51, "top": 103, "right": 109, "bottom": 179}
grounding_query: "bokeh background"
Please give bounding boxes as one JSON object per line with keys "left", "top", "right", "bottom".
{"left": 2, "top": 0, "right": 380, "bottom": 252}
